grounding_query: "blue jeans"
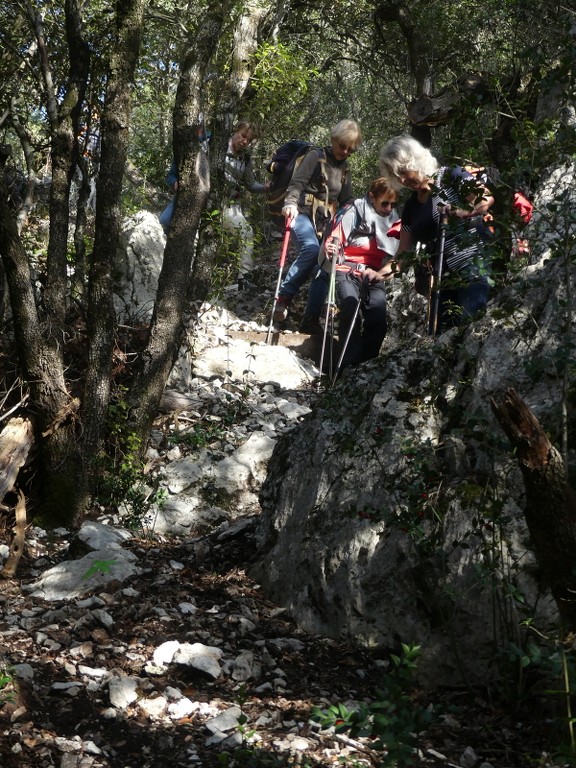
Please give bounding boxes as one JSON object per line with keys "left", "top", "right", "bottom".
{"left": 159, "top": 198, "right": 175, "bottom": 231}
{"left": 279, "top": 214, "right": 327, "bottom": 318}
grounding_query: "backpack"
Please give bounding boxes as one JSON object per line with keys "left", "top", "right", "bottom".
{"left": 265, "top": 140, "right": 327, "bottom": 228}
{"left": 318, "top": 203, "right": 401, "bottom": 271}
{"left": 318, "top": 202, "right": 360, "bottom": 269}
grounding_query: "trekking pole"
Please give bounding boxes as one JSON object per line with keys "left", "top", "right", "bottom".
{"left": 266, "top": 225, "right": 291, "bottom": 344}
{"left": 318, "top": 238, "right": 341, "bottom": 385}
{"left": 332, "top": 274, "right": 370, "bottom": 386}
{"left": 427, "top": 205, "right": 449, "bottom": 337}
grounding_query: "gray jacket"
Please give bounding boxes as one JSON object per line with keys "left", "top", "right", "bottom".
{"left": 225, "top": 141, "right": 265, "bottom": 201}
{"left": 284, "top": 146, "right": 353, "bottom": 215}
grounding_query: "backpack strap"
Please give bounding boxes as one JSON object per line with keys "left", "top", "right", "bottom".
{"left": 317, "top": 150, "right": 329, "bottom": 210}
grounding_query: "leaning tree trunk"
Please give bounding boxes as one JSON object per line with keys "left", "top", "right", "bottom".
{"left": 127, "top": 0, "right": 267, "bottom": 441}
{"left": 0, "top": 193, "right": 82, "bottom": 528}
{"left": 0, "top": 0, "right": 91, "bottom": 527}
{"left": 189, "top": 0, "right": 269, "bottom": 302}
{"left": 491, "top": 388, "right": 576, "bottom": 630}
{"left": 126, "top": 4, "right": 227, "bottom": 441}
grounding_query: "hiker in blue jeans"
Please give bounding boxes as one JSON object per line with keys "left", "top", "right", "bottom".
{"left": 273, "top": 119, "right": 362, "bottom": 334}
{"left": 279, "top": 214, "right": 327, "bottom": 329}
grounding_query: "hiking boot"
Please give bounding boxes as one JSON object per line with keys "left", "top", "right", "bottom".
{"left": 273, "top": 295, "right": 291, "bottom": 322}
{"left": 299, "top": 314, "right": 323, "bottom": 335}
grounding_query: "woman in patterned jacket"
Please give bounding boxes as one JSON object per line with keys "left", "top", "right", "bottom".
{"left": 378, "top": 135, "right": 494, "bottom": 334}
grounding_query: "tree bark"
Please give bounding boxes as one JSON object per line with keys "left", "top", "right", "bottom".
{"left": 0, "top": 186, "right": 82, "bottom": 528}
{"left": 491, "top": 388, "right": 576, "bottom": 629}
{"left": 126, "top": 4, "right": 227, "bottom": 440}
{"left": 189, "top": 0, "right": 268, "bottom": 302}
{"left": 78, "top": 0, "right": 148, "bottom": 519}
{"left": 408, "top": 89, "right": 461, "bottom": 127}
{"left": 0, "top": 1, "right": 93, "bottom": 527}
{"left": 1, "top": 490, "right": 27, "bottom": 578}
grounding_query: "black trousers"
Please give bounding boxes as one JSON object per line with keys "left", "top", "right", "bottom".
{"left": 335, "top": 270, "right": 387, "bottom": 370}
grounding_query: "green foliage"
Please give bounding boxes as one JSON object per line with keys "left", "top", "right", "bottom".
{"left": 216, "top": 684, "right": 318, "bottom": 767}
{"left": 166, "top": 421, "right": 224, "bottom": 449}
{"left": 82, "top": 558, "right": 116, "bottom": 581}
{"left": 312, "top": 644, "right": 433, "bottom": 768}
{"left": 249, "top": 42, "right": 319, "bottom": 136}
{"left": 377, "top": 438, "right": 446, "bottom": 553}
{"left": 0, "top": 666, "right": 15, "bottom": 705}
{"left": 493, "top": 634, "right": 576, "bottom": 762}
{"left": 94, "top": 388, "right": 167, "bottom": 533}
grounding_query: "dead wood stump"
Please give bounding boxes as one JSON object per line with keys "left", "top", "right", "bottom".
{"left": 491, "top": 388, "right": 576, "bottom": 629}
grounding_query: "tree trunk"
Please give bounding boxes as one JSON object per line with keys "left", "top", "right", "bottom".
{"left": 491, "top": 388, "right": 576, "bottom": 629}
{"left": 0, "top": 192, "right": 82, "bottom": 527}
{"left": 126, "top": 4, "right": 228, "bottom": 440}
{"left": 77, "top": 0, "right": 148, "bottom": 520}
{"left": 408, "top": 89, "right": 461, "bottom": 127}
{"left": 0, "top": 417, "right": 33, "bottom": 504}
{"left": 1, "top": 490, "right": 27, "bottom": 578}
{"left": 0, "top": 1, "right": 94, "bottom": 527}
{"left": 189, "top": 0, "right": 268, "bottom": 302}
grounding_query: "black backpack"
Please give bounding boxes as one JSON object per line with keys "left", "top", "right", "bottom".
{"left": 265, "top": 140, "right": 326, "bottom": 228}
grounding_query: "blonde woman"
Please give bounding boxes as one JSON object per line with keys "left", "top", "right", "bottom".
{"left": 274, "top": 119, "right": 362, "bottom": 334}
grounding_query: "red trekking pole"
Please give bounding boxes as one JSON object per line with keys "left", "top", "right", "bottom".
{"left": 266, "top": 226, "right": 291, "bottom": 344}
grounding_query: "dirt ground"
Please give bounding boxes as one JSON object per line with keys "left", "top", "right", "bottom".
{"left": 0, "top": 518, "right": 563, "bottom": 768}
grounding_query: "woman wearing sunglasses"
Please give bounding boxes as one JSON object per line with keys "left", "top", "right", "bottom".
{"left": 320, "top": 178, "right": 400, "bottom": 371}
{"left": 273, "top": 119, "right": 362, "bottom": 335}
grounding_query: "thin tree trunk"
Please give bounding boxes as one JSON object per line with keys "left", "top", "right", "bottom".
{"left": 78, "top": 0, "right": 148, "bottom": 518}
{"left": 0, "top": 193, "right": 82, "bottom": 527}
{"left": 189, "top": 0, "right": 267, "bottom": 302}
{"left": 0, "top": 0, "right": 93, "bottom": 527}
{"left": 491, "top": 388, "right": 576, "bottom": 629}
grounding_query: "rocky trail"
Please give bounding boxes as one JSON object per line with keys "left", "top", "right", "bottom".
{"left": 0, "top": 233, "right": 563, "bottom": 768}
{"left": 0, "top": 516, "right": 554, "bottom": 768}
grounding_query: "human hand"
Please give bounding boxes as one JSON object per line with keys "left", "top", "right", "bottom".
{"left": 364, "top": 267, "right": 383, "bottom": 283}
{"left": 372, "top": 261, "right": 399, "bottom": 282}
{"left": 282, "top": 204, "right": 298, "bottom": 227}
{"left": 452, "top": 207, "right": 473, "bottom": 219}
{"left": 324, "top": 236, "right": 341, "bottom": 258}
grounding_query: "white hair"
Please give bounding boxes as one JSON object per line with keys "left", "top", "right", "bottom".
{"left": 379, "top": 135, "right": 439, "bottom": 189}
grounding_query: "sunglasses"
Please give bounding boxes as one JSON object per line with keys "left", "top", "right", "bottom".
{"left": 375, "top": 199, "right": 395, "bottom": 208}
{"left": 338, "top": 142, "right": 356, "bottom": 154}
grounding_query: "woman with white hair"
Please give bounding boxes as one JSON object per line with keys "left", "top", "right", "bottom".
{"left": 273, "top": 119, "right": 362, "bottom": 335}
{"left": 377, "top": 135, "right": 494, "bottom": 334}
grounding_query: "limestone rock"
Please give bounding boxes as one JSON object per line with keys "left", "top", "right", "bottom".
{"left": 252, "top": 163, "right": 576, "bottom": 687}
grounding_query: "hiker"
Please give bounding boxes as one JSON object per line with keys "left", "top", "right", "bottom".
{"left": 321, "top": 178, "right": 400, "bottom": 371}
{"left": 223, "top": 120, "right": 270, "bottom": 289}
{"left": 161, "top": 120, "right": 267, "bottom": 290}
{"left": 273, "top": 119, "right": 362, "bottom": 335}
{"left": 378, "top": 135, "right": 495, "bottom": 334}
{"left": 159, "top": 121, "right": 210, "bottom": 232}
